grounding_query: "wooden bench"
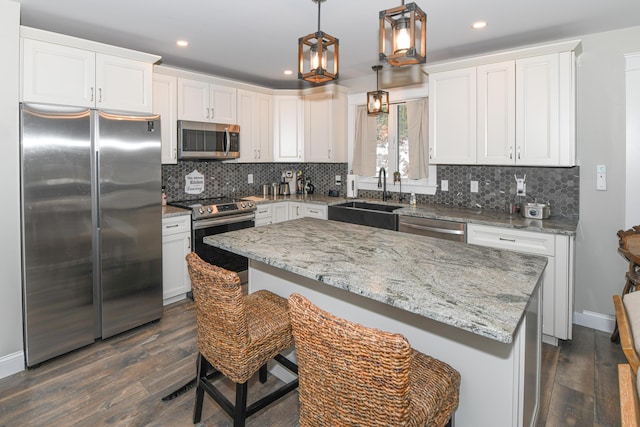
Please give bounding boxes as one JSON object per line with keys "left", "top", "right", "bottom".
{"left": 614, "top": 294, "right": 640, "bottom": 373}
{"left": 615, "top": 291, "right": 640, "bottom": 426}
{"left": 619, "top": 364, "right": 640, "bottom": 426}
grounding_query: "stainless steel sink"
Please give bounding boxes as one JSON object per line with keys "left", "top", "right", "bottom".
{"left": 328, "top": 201, "right": 401, "bottom": 230}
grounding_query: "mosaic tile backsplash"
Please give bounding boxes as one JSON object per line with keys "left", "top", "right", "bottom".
{"left": 358, "top": 165, "right": 580, "bottom": 218}
{"left": 162, "top": 162, "right": 579, "bottom": 218}
{"left": 162, "top": 161, "right": 349, "bottom": 201}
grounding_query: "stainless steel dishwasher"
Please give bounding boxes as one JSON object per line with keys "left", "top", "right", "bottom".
{"left": 398, "top": 216, "right": 466, "bottom": 242}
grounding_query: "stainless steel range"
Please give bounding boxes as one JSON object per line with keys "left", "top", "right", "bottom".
{"left": 169, "top": 197, "right": 256, "bottom": 284}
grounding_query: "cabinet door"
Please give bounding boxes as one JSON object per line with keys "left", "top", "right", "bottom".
{"left": 289, "top": 202, "right": 303, "bottom": 220}
{"left": 254, "top": 204, "right": 273, "bottom": 226}
{"left": 236, "top": 89, "right": 257, "bottom": 162}
{"left": 210, "top": 85, "right": 237, "bottom": 124}
{"left": 95, "top": 54, "right": 153, "bottom": 113}
{"left": 477, "top": 61, "right": 516, "bottom": 165}
{"left": 274, "top": 96, "right": 304, "bottom": 162}
{"left": 272, "top": 202, "right": 289, "bottom": 223}
{"left": 177, "top": 77, "right": 210, "bottom": 121}
{"left": 162, "top": 231, "right": 191, "bottom": 302}
{"left": 429, "top": 67, "right": 477, "bottom": 164}
{"left": 515, "top": 54, "right": 561, "bottom": 166}
{"left": 305, "top": 93, "right": 333, "bottom": 162}
{"left": 153, "top": 73, "right": 178, "bottom": 164}
{"left": 22, "top": 38, "right": 95, "bottom": 107}
{"left": 255, "top": 93, "right": 273, "bottom": 161}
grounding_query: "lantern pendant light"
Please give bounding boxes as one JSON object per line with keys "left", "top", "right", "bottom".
{"left": 367, "top": 65, "right": 389, "bottom": 116}
{"left": 298, "top": 0, "right": 339, "bottom": 84}
{"left": 379, "top": 0, "right": 427, "bottom": 66}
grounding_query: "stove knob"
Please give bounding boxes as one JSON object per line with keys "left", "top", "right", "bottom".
{"left": 198, "top": 207, "right": 205, "bottom": 215}
{"left": 241, "top": 202, "right": 246, "bottom": 208}
{"left": 207, "top": 206, "right": 213, "bottom": 213}
{"left": 248, "top": 202, "right": 254, "bottom": 207}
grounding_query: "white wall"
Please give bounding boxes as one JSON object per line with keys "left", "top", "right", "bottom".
{"left": 0, "top": 0, "right": 24, "bottom": 378}
{"left": 574, "top": 26, "right": 640, "bottom": 323}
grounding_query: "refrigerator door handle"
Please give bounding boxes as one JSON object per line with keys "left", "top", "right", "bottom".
{"left": 95, "top": 150, "right": 100, "bottom": 227}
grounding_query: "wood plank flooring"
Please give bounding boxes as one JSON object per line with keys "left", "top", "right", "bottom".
{"left": 0, "top": 299, "right": 627, "bottom": 426}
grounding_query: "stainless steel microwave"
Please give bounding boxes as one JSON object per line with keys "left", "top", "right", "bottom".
{"left": 177, "top": 120, "right": 240, "bottom": 160}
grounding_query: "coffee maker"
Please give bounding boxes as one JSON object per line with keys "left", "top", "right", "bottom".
{"left": 279, "top": 170, "right": 295, "bottom": 195}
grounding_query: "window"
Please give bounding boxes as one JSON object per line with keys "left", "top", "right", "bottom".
{"left": 376, "top": 103, "right": 409, "bottom": 178}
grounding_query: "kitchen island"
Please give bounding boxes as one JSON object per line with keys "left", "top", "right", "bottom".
{"left": 204, "top": 217, "right": 548, "bottom": 426}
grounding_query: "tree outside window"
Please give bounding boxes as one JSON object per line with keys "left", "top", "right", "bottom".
{"left": 376, "top": 104, "right": 408, "bottom": 178}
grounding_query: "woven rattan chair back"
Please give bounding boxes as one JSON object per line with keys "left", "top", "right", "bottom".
{"left": 289, "top": 292, "right": 415, "bottom": 426}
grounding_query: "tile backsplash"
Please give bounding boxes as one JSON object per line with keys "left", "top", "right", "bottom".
{"left": 358, "top": 165, "right": 580, "bottom": 218}
{"left": 163, "top": 162, "right": 579, "bottom": 218}
{"left": 162, "top": 161, "right": 349, "bottom": 201}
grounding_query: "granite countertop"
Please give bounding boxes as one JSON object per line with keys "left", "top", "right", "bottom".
{"left": 204, "top": 217, "right": 547, "bottom": 344}
{"left": 162, "top": 205, "right": 191, "bottom": 218}
{"left": 242, "top": 195, "right": 578, "bottom": 236}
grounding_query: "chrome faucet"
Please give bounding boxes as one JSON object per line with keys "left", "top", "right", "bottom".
{"left": 378, "top": 167, "right": 388, "bottom": 201}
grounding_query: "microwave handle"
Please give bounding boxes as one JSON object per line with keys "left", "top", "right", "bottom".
{"left": 224, "top": 127, "right": 230, "bottom": 157}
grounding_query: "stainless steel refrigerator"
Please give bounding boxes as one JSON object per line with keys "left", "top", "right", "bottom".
{"left": 20, "top": 103, "right": 163, "bottom": 367}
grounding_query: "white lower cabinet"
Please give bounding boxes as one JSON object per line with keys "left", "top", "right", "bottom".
{"left": 467, "top": 223, "right": 574, "bottom": 343}
{"left": 288, "top": 202, "right": 327, "bottom": 220}
{"left": 162, "top": 215, "right": 192, "bottom": 305}
{"left": 272, "top": 203, "right": 289, "bottom": 223}
{"left": 254, "top": 204, "right": 273, "bottom": 227}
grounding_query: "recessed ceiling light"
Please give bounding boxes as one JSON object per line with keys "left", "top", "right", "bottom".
{"left": 176, "top": 40, "right": 189, "bottom": 47}
{"left": 472, "top": 21, "right": 488, "bottom": 30}
{"left": 284, "top": 70, "right": 293, "bottom": 76}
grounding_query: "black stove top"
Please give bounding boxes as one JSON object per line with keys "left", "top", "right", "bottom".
{"left": 169, "top": 196, "right": 256, "bottom": 220}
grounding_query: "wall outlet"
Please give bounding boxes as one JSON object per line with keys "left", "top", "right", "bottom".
{"left": 441, "top": 180, "right": 448, "bottom": 191}
{"left": 470, "top": 180, "right": 478, "bottom": 193}
{"left": 248, "top": 173, "right": 254, "bottom": 184}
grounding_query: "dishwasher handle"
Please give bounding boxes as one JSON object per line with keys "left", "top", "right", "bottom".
{"left": 400, "top": 222, "right": 465, "bottom": 236}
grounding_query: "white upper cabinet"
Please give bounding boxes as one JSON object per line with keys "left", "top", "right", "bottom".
{"left": 428, "top": 67, "right": 477, "bottom": 164}
{"left": 152, "top": 72, "right": 178, "bottom": 164}
{"left": 516, "top": 52, "right": 574, "bottom": 166}
{"left": 477, "top": 61, "right": 516, "bottom": 165}
{"left": 177, "top": 77, "right": 237, "bottom": 124}
{"left": 236, "top": 89, "right": 273, "bottom": 162}
{"left": 304, "top": 91, "right": 347, "bottom": 163}
{"left": 21, "top": 36, "right": 154, "bottom": 113}
{"left": 426, "top": 41, "right": 578, "bottom": 167}
{"left": 274, "top": 95, "right": 304, "bottom": 162}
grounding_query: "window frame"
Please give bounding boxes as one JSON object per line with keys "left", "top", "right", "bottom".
{"left": 348, "top": 84, "right": 437, "bottom": 196}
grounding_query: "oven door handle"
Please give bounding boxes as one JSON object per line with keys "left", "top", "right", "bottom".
{"left": 192, "top": 212, "right": 256, "bottom": 230}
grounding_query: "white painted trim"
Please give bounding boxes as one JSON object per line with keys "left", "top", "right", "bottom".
{"left": 0, "top": 351, "right": 24, "bottom": 380}
{"left": 573, "top": 310, "right": 616, "bottom": 333}
{"left": 163, "top": 293, "right": 187, "bottom": 306}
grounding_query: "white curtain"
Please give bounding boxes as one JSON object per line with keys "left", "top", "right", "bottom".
{"left": 406, "top": 98, "right": 429, "bottom": 180}
{"left": 352, "top": 105, "right": 378, "bottom": 176}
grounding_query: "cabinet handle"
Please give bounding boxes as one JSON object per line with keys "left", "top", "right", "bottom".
{"left": 298, "top": 150, "right": 302, "bottom": 159}
{"left": 517, "top": 147, "right": 521, "bottom": 160}
{"left": 98, "top": 88, "right": 102, "bottom": 103}
{"left": 257, "top": 149, "right": 261, "bottom": 159}
{"left": 186, "top": 236, "right": 191, "bottom": 248}
{"left": 499, "top": 237, "right": 516, "bottom": 243}
{"left": 429, "top": 147, "right": 433, "bottom": 160}
{"left": 206, "top": 108, "right": 210, "bottom": 119}
{"left": 173, "top": 148, "right": 177, "bottom": 159}
{"left": 328, "top": 149, "right": 331, "bottom": 159}
{"left": 296, "top": 206, "right": 300, "bottom": 216}
{"left": 165, "top": 224, "right": 180, "bottom": 228}
{"left": 90, "top": 87, "right": 94, "bottom": 102}
{"left": 309, "top": 209, "right": 318, "bottom": 214}
{"left": 509, "top": 147, "right": 513, "bottom": 160}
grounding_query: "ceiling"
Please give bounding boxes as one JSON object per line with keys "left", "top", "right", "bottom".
{"left": 16, "top": 0, "right": 640, "bottom": 90}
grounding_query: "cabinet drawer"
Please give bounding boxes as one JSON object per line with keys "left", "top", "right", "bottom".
{"left": 303, "top": 204, "right": 327, "bottom": 220}
{"left": 162, "top": 215, "right": 191, "bottom": 236}
{"left": 255, "top": 204, "right": 272, "bottom": 219}
{"left": 467, "top": 223, "right": 554, "bottom": 256}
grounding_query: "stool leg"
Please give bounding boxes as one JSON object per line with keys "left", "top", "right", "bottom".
{"left": 259, "top": 364, "right": 267, "bottom": 383}
{"left": 233, "top": 381, "right": 248, "bottom": 427}
{"left": 193, "top": 353, "right": 207, "bottom": 423}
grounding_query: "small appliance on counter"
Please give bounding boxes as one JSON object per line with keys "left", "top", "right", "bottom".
{"left": 280, "top": 170, "right": 295, "bottom": 195}
{"left": 520, "top": 202, "right": 551, "bottom": 219}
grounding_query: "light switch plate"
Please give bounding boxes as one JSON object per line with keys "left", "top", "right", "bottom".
{"left": 248, "top": 173, "right": 254, "bottom": 184}
{"left": 596, "top": 164, "right": 607, "bottom": 191}
{"left": 441, "top": 180, "right": 448, "bottom": 191}
{"left": 470, "top": 181, "right": 478, "bottom": 193}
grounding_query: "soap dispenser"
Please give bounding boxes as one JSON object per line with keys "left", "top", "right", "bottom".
{"left": 409, "top": 191, "right": 416, "bottom": 206}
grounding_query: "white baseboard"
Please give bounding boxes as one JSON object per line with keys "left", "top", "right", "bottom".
{"left": 573, "top": 310, "right": 616, "bottom": 333}
{"left": 0, "top": 351, "right": 24, "bottom": 380}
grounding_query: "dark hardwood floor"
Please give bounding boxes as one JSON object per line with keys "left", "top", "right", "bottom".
{"left": 0, "top": 299, "right": 627, "bottom": 426}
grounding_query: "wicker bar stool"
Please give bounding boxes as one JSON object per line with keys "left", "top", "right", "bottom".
{"left": 186, "top": 253, "right": 298, "bottom": 427}
{"left": 612, "top": 226, "right": 640, "bottom": 342}
{"left": 288, "top": 293, "right": 460, "bottom": 427}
